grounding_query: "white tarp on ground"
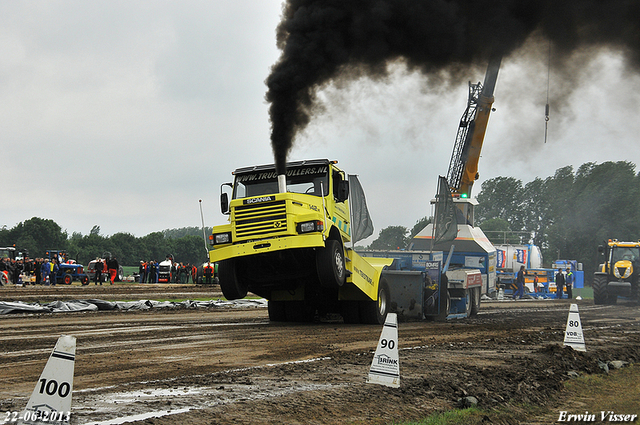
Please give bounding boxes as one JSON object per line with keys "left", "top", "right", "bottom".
{"left": 0, "top": 298, "right": 268, "bottom": 314}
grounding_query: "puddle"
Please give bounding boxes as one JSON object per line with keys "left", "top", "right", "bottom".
{"left": 108, "top": 387, "right": 203, "bottom": 403}
{"left": 73, "top": 357, "right": 341, "bottom": 423}
{"left": 82, "top": 407, "right": 191, "bottom": 425}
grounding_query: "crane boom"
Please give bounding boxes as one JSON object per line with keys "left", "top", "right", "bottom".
{"left": 446, "top": 55, "right": 501, "bottom": 197}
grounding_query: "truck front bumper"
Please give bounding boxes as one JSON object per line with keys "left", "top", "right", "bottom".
{"left": 209, "top": 233, "right": 325, "bottom": 263}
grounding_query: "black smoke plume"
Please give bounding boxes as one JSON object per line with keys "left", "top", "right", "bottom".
{"left": 266, "top": 0, "right": 640, "bottom": 174}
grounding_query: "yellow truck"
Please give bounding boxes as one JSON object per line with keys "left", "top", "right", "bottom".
{"left": 208, "top": 159, "right": 388, "bottom": 323}
{"left": 209, "top": 159, "right": 479, "bottom": 323}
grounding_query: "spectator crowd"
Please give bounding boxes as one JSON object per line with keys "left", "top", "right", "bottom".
{"left": 1, "top": 256, "right": 66, "bottom": 286}
{"left": 1, "top": 254, "right": 214, "bottom": 286}
{"left": 138, "top": 260, "right": 201, "bottom": 284}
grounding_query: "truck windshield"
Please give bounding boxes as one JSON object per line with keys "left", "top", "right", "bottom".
{"left": 233, "top": 165, "right": 330, "bottom": 199}
{"left": 611, "top": 247, "right": 640, "bottom": 263}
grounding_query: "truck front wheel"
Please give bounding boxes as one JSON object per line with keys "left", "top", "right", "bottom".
{"left": 218, "top": 259, "right": 248, "bottom": 300}
{"left": 316, "top": 239, "right": 346, "bottom": 288}
{"left": 593, "top": 273, "right": 608, "bottom": 305}
{"left": 360, "top": 279, "right": 390, "bottom": 325}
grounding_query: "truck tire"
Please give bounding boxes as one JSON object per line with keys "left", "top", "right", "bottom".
{"left": 316, "top": 239, "right": 346, "bottom": 289}
{"left": 340, "top": 301, "right": 360, "bottom": 324}
{"left": 593, "top": 273, "right": 609, "bottom": 305}
{"left": 195, "top": 266, "right": 203, "bottom": 285}
{"left": 117, "top": 266, "right": 124, "bottom": 282}
{"left": 463, "top": 289, "right": 472, "bottom": 316}
{"left": 435, "top": 288, "right": 450, "bottom": 322}
{"left": 268, "top": 300, "right": 287, "bottom": 322}
{"left": 433, "top": 273, "right": 450, "bottom": 322}
{"left": 63, "top": 274, "right": 72, "bottom": 285}
{"left": 360, "top": 279, "right": 390, "bottom": 325}
{"left": 285, "top": 301, "right": 314, "bottom": 322}
{"left": 631, "top": 283, "right": 639, "bottom": 304}
{"left": 218, "top": 259, "right": 248, "bottom": 300}
{"left": 470, "top": 287, "right": 481, "bottom": 316}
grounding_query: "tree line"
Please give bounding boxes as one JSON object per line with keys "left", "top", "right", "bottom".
{"left": 367, "top": 161, "right": 640, "bottom": 282}
{"left": 476, "top": 161, "right": 640, "bottom": 280}
{"left": 0, "top": 220, "right": 212, "bottom": 267}
{"left": 4, "top": 161, "right": 636, "bottom": 280}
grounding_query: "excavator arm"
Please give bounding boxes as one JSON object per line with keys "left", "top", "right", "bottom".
{"left": 446, "top": 55, "right": 501, "bottom": 197}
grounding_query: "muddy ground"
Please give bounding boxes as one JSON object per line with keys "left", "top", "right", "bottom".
{"left": 0, "top": 283, "right": 639, "bottom": 425}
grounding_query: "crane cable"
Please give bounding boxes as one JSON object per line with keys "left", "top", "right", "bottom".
{"left": 544, "top": 42, "right": 551, "bottom": 143}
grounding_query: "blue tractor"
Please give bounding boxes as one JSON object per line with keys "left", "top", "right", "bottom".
{"left": 45, "top": 250, "right": 90, "bottom": 285}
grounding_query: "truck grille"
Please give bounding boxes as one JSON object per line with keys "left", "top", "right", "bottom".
{"left": 234, "top": 200, "right": 287, "bottom": 239}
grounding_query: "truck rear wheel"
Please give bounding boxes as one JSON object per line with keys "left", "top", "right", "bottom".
{"left": 463, "top": 289, "right": 472, "bottom": 316}
{"left": 340, "top": 301, "right": 360, "bottom": 324}
{"left": 360, "top": 280, "right": 390, "bottom": 325}
{"left": 218, "top": 259, "right": 248, "bottom": 300}
{"left": 631, "top": 283, "right": 639, "bottom": 303}
{"left": 435, "top": 291, "right": 450, "bottom": 322}
{"left": 268, "top": 300, "right": 287, "bottom": 322}
{"left": 470, "top": 287, "right": 481, "bottom": 316}
{"left": 593, "top": 273, "right": 608, "bottom": 305}
{"left": 285, "top": 301, "right": 315, "bottom": 322}
{"left": 316, "top": 239, "right": 345, "bottom": 289}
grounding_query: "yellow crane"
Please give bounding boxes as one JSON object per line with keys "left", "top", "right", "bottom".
{"left": 446, "top": 55, "right": 501, "bottom": 198}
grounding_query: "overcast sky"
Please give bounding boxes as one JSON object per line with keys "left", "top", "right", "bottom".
{"left": 2, "top": 1, "right": 640, "bottom": 246}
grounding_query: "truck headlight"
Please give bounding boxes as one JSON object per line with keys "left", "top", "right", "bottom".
{"left": 212, "top": 232, "right": 232, "bottom": 245}
{"left": 297, "top": 220, "right": 324, "bottom": 234}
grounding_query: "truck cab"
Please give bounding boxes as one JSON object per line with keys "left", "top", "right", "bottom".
{"left": 209, "top": 159, "right": 350, "bottom": 298}
{"left": 209, "top": 159, "right": 394, "bottom": 323}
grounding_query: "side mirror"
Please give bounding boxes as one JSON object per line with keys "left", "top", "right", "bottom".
{"left": 220, "top": 193, "right": 229, "bottom": 215}
{"left": 597, "top": 245, "right": 604, "bottom": 254}
{"left": 220, "top": 182, "right": 232, "bottom": 215}
{"left": 337, "top": 180, "right": 349, "bottom": 203}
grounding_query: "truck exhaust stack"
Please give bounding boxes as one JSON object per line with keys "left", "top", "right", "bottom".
{"left": 278, "top": 174, "right": 287, "bottom": 193}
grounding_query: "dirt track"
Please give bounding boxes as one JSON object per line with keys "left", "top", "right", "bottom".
{"left": 1, "top": 284, "right": 639, "bottom": 425}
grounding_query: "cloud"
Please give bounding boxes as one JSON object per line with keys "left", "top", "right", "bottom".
{"left": 1, "top": 0, "right": 639, "bottom": 249}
